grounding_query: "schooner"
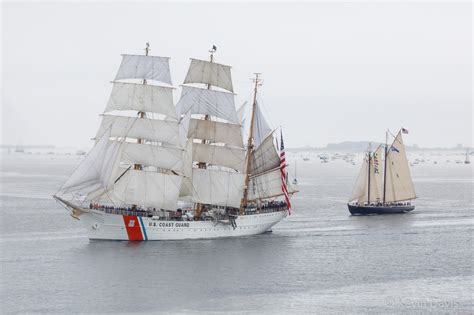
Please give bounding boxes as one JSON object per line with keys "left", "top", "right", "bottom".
{"left": 347, "top": 128, "right": 416, "bottom": 215}
{"left": 54, "top": 44, "right": 297, "bottom": 240}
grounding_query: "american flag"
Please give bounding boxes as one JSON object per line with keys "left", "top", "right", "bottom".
{"left": 279, "top": 130, "right": 292, "bottom": 213}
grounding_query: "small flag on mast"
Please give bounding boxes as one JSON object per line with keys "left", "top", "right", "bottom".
{"left": 402, "top": 128, "right": 409, "bottom": 134}
{"left": 279, "top": 129, "right": 292, "bottom": 214}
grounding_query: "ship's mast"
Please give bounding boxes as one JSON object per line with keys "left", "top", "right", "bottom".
{"left": 133, "top": 43, "right": 150, "bottom": 171}
{"left": 194, "top": 45, "right": 216, "bottom": 219}
{"left": 240, "top": 73, "right": 261, "bottom": 214}
{"left": 382, "top": 130, "right": 388, "bottom": 204}
{"left": 367, "top": 143, "right": 371, "bottom": 205}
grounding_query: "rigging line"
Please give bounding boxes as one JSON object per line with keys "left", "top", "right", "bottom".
{"left": 114, "top": 165, "right": 132, "bottom": 184}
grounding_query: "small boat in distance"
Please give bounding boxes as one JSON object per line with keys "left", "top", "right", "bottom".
{"left": 347, "top": 128, "right": 416, "bottom": 215}
{"left": 465, "top": 149, "right": 470, "bottom": 164}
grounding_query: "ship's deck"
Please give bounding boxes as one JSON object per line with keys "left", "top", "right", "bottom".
{"left": 90, "top": 204, "right": 288, "bottom": 221}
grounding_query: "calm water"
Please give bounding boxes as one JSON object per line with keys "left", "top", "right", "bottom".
{"left": 1, "top": 152, "right": 472, "bottom": 313}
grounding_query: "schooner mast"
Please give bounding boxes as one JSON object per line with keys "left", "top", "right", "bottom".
{"left": 240, "top": 73, "right": 261, "bottom": 214}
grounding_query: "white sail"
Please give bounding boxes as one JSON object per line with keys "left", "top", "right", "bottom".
{"left": 96, "top": 115, "right": 180, "bottom": 146}
{"left": 191, "top": 168, "right": 245, "bottom": 208}
{"left": 237, "top": 102, "right": 247, "bottom": 125}
{"left": 384, "top": 132, "right": 416, "bottom": 202}
{"left": 369, "top": 145, "right": 384, "bottom": 202}
{"left": 349, "top": 146, "right": 384, "bottom": 204}
{"left": 349, "top": 154, "right": 369, "bottom": 203}
{"left": 110, "top": 169, "right": 182, "bottom": 210}
{"left": 252, "top": 101, "right": 272, "bottom": 148}
{"left": 175, "top": 86, "right": 238, "bottom": 123}
{"left": 188, "top": 118, "right": 244, "bottom": 148}
{"left": 59, "top": 130, "right": 123, "bottom": 197}
{"left": 251, "top": 131, "right": 280, "bottom": 175}
{"left": 192, "top": 143, "right": 245, "bottom": 172}
{"left": 179, "top": 139, "right": 194, "bottom": 198}
{"left": 183, "top": 58, "right": 233, "bottom": 92}
{"left": 247, "top": 167, "right": 285, "bottom": 201}
{"left": 120, "top": 142, "right": 183, "bottom": 172}
{"left": 105, "top": 82, "right": 177, "bottom": 119}
{"left": 115, "top": 54, "right": 172, "bottom": 85}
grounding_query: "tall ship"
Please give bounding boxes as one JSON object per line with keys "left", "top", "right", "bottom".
{"left": 54, "top": 44, "right": 297, "bottom": 240}
{"left": 347, "top": 128, "right": 416, "bottom": 215}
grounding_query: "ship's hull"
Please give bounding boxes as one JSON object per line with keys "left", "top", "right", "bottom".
{"left": 75, "top": 208, "right": 287, "bottom": 241}
{"left": 347, "top": 204, "right": 415, "bottom": 215}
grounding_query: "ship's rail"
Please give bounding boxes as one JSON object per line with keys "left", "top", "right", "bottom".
{"left": 89, "top": 203, "right": 288, "bottom": 221}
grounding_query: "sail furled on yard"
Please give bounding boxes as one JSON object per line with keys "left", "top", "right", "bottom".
{"left": 115, "top": 54, "right": 172, "bottom": 85}
{"left": 183, "top": 58, "right": 233, "bottom": 92}
{"left": 384, "top": 132, "right": 416, "bottom": 202}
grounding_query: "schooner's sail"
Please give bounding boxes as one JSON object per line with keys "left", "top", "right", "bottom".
{"left": 384, "top": 131, "right": 416, "bottom": 203}
{"left": 349, "top": 145, "right": 383, "bottom": 204}
{"left": 348, "top": 129, "right": 416, "bottom": 215}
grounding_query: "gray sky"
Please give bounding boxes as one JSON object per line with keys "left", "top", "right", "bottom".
{"left": 1, "top": 1, "right": 472, "bottom": 149}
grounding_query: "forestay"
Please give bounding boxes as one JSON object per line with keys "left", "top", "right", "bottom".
{"left": 175, "top": 86, "right": 238, "bottom": 123}
{"left": 191, "top": 168, "right": 245, "bottom": 208}
{"left": 183, "top": 58, "right": 233, "bottom": 92}
{"left": 384, "top": 132, "right": 416, "bottom": 202}
{"left": 105, "top": 82, "right": 177, "bottom": 119}
{"left": 96, "top": 115, "right": 180, "bottom": 147}
{"left": 115, "top": 54, "right": 172, "bottom": 85}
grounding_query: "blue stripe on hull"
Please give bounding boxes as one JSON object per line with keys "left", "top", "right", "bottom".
{"left": 138, "top": 217, "right": 148, "bottom": 240}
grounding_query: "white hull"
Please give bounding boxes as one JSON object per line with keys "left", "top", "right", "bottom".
{"left": 76, "top": 208, "right": 288, "bottom": 241}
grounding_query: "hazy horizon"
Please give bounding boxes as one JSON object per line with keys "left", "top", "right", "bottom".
{"left": 2, "top": 1, "right": 472, "bottom": 149}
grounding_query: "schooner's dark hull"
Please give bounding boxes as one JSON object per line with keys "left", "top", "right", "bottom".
{"left": 348, "top": 204, "right": 415, "bottom": 215}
